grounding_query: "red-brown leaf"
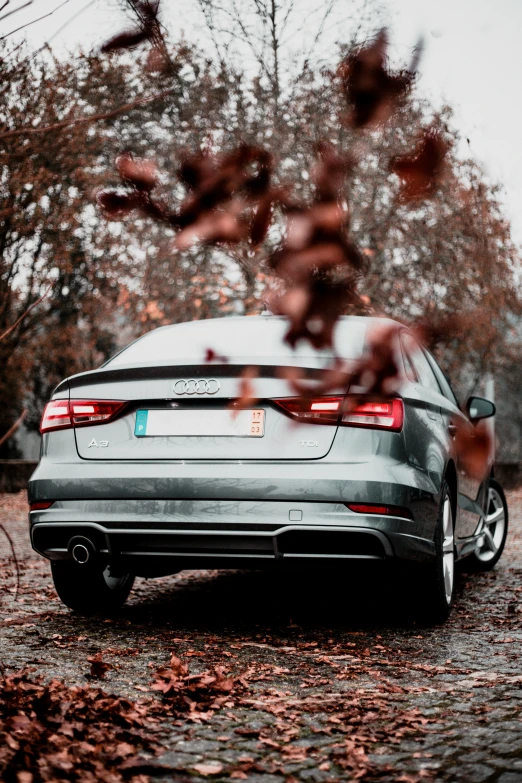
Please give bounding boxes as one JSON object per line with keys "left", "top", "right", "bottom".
{"left": 338, "top": 30, "right": 417, "bottom": 129}
{"left": 101, "top": 28, "right": 151, "bottom": 53}
{"left": 390, "top": 128, "right": 449, "bottom": 201}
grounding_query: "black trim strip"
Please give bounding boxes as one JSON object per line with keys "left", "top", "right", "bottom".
{"left": 59, "top": 364, "right": 344, "bottom": 393}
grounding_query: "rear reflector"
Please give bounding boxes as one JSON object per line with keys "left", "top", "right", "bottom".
{"left": 273, "top": 396, "right": 403, "bottom": 431}
{"left": 40, "top": 400, "right": 127, "bottom": 433}
{"left": 30, "top": 501, "right": 55, "bottom": 511}
{"left": 346, "top": 503, "right": 413, "bottom": 519}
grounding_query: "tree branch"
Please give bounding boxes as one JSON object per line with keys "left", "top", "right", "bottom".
{"left": 0, "top": 286, "right": 51, "bottom": 343}
{"left": 0, "top": 87, "right": 177, "bottom": 140}
{"left": 0, "top": 408, "right": 27, "bottom": 449}
{"left": 0, "top": 0, "right": 70, "bottom": 41}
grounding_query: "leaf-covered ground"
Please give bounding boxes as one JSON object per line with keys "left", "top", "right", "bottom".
{"left": 2, "top": 490, "right": 522, "bottom": 782}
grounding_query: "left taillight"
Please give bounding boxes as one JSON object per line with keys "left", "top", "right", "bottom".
{"left": 40, "top": 400, "right": 127, "bottom": 434}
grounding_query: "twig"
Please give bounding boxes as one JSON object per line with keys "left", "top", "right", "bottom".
{"left": 0, "top": 524, "right": 20, "bottom": 603}
{"left": 0, "top": 0, "right": 70, "bottom": 41}
{"left": 32, "top": 0, "right": 95, "bottom": 54}
{"left": 0, "top": 38, "right": 22, "bottom": 61}
{"left": 0, "top": 287, "right": 51, "bottom": 342}
{"left": 0, "top": 407, "right": 28, "bottom": 449}
{"left": 0, "top": 87, "right": 176, "bottom": 140}
{"left": 0, "top": 0, "right": 32, "bottom": 22}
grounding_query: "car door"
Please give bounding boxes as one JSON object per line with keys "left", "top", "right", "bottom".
{"left": 423, "top": 350, "right": 486, "bottom": 539}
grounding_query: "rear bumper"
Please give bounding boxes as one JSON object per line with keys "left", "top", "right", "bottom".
{"left": 28, "top": 448, "right": 441, "bottom": 572}
{"left": 30, "top": 497, "right": 437, "bottom": 573}
{"left": 28, "top": 451, "right": 440, "bottom": 504}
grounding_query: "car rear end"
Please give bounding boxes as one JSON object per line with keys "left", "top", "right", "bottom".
{"left": 29, "top": 316, "right": 440, "bottom": 583}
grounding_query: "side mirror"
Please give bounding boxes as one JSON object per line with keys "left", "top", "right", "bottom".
{"left": 467, "top": 396, "right": 495, "bottom": 422}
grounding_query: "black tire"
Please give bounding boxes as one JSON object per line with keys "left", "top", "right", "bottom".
{"left": 464, "top": 478, "right": 508, "bottom": 572}
{"left": 419, "top": 480, "right": 455, "bottom": 625}
{"left": 51, "top": 561, "right": 134, "bottom": 615}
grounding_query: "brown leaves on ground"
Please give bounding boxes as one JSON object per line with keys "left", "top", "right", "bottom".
{"left": 390, "top": 127, "right": 449, "bottom": 202}
{"left": 338, "top": 30, "right": 420, "bottom": 129}
{"left": 0, "top": 669, "right": 159, "bottom": 783}
{"left": 238, "top": 684, "right": 433, "bottom": 782}
{"left": 88, "top": 653, "right": 113, "bottom": 680}
{"left": 151, "top": 654, "right": 244, "bottom": 717}
{"left": 192, "top": 761, "right": 224, "bottom": 776}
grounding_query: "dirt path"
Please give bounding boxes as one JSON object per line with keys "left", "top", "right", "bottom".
{"left": 2, "top": 490, "right": 522, "bottom": 782}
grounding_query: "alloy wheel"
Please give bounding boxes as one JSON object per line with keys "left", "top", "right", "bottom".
{"left": 476, "top": 486, "right": 506, "bottom": 563}
{"left": 442, "top": 494, "right": 454, "bottom": 604}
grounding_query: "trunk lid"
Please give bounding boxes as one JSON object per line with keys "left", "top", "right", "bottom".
{"left": 70, "top": 364, "right": 347, "bottom": 461}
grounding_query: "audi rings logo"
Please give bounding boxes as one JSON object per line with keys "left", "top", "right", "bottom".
{"left": 173, "top": 378, "right": 220, "bottom": 395}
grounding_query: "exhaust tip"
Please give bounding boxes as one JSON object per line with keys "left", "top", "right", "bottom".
{"left": 68, "top": 536, "right": 96, "bottom": 564}
{"left": 72, "top": 543, "right": 90, "bottom": 564}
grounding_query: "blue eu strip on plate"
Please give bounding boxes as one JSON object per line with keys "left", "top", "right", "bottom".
{"left": 135, "top": 409, "right": 148, "bottom": 437}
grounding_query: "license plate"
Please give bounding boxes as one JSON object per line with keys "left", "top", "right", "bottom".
{"left": 135, "top": 409, "right": 265, "bottom": 438}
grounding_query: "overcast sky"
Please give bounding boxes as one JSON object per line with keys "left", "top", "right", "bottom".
{"left": 4, "top": 0, "right": 522, "bottom": 242}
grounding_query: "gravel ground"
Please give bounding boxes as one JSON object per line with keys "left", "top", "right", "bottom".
{"left": 2, "top": 490, "right": 522, "bottom": 782}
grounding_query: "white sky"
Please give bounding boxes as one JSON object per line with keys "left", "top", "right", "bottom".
{"left": 4, "top": 0, "right": 522, "bottom": 242}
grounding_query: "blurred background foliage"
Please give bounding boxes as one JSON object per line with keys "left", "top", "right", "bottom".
{"left": 1, "top": 0, "right": 521, "bottom": 457}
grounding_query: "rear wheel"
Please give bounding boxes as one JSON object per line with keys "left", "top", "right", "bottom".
{"left": 51, "top": 561, "right": 134, "bottom": 615}
{"left": 419, "top": 481, "right": 455, "bottom": 624}
{"left": 466, "top": 479, "right": 508, "bottom": 571}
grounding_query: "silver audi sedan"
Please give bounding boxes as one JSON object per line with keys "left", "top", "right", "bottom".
{"left": 28, "top": 315, "right": 507, "bottom": 623}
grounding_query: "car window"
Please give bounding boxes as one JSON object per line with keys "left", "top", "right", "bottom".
{"left": 401, "top": 332, "right": 442, "bottom": 393}
{"left": 402, "top": 344, "right": 419, "bottom": 383}
{"left": 424, "top": 350, "right": 460, "bottom": 408}
{"left": 108, "top": 316, "right": 369, "bottom": 367}
{"left": 401, "top": 340, "right": 419, "bottom": 383}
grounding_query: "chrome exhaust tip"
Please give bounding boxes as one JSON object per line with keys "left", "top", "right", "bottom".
{"left": 68, "top": 536, "right": 96, "bottom": 564}
{"left": 72, "top": 543, "right": 90, "bottom": 563}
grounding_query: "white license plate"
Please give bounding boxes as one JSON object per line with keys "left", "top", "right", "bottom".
{"left": 135, "top": 409, "right": 265, "bottom": 438}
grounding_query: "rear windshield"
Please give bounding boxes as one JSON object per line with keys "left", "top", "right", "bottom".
{"left": 107, "top": 317, "right": 369, "bottom": 367}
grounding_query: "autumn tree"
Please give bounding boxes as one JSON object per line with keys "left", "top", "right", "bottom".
{"left": 98, "top": 3, "right": 521, "bottom": 401}
{"left": 0, "top": 42, "right": 243, "bottom": 451}
{"left": 2, "top": 0, "right": 521, "bottom": 460}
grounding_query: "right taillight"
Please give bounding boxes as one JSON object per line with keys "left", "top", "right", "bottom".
{"left": 272, "top": 395, "right": 404, "bottom": 432}
{"left": 272, "top": 396, "right": 343, "bottom": 424}
{"left": 40, "top": 399, "right": 127, "bottom": 433}
{"left": 341, "top": 398, "right": 404, "bottom": 432}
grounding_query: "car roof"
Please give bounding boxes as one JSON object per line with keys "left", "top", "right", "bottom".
{"left": 146, "top": 313, "right": 406, "bottom": 333}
